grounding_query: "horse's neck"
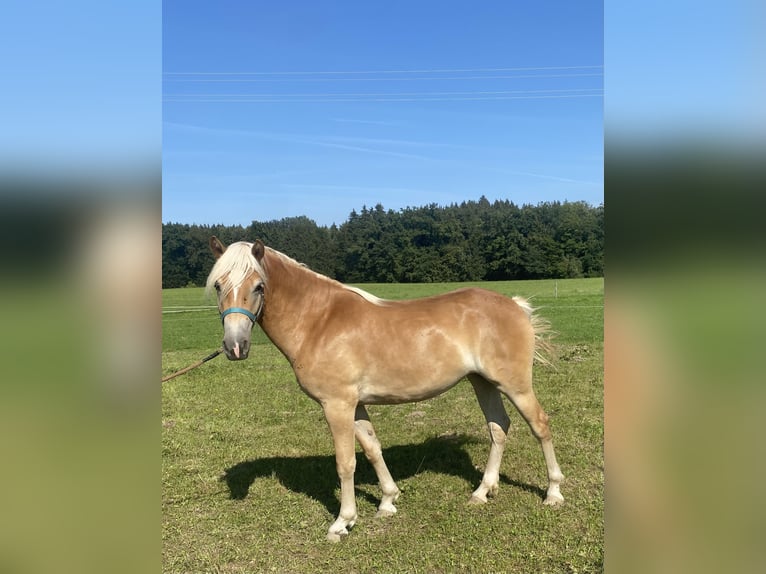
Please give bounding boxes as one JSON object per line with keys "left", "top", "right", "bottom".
{"left": 260, "top": 252, "right": 331, "bottom": 360}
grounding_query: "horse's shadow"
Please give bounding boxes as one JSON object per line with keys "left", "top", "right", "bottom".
{"left": 220, "top": 434, "right": 546, "bottom": 516}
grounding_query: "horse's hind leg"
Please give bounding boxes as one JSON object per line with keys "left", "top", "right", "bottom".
{"left": 505, "top": 384, "right": 565, "bottom": 505}
{"left": 354, "top": 405, "right": 401, "bottom": 517}
{"left": 468, "top": 374, "right": 511, "bottom": 504}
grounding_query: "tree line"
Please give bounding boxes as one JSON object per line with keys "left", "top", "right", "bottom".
{"left": 162, "top": 197, "right": 603, "bottom": 288}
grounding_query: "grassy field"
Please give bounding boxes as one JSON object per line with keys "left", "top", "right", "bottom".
{"left": 162, "top": 278, "right": 603, "bottom": 573}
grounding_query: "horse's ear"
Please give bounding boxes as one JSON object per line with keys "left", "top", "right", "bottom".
{"left": 210, "top": 236, "right": 226, "bottom": 259}
{"left": 252, "top": 239, "right": 265, "bottom": 262}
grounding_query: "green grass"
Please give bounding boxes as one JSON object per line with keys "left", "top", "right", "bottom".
{"left": 163, "top": 278, "right": 603, "bottom": 573}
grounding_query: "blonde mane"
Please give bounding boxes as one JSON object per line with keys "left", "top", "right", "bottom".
{"left": 343, "top": 285, "right": 387, "bottom": 305}
{"left": 264, "top": 246, "right": 388, "bottom": 306}
{"left": 206, "top": 242, "right": 386, "bottom": 306}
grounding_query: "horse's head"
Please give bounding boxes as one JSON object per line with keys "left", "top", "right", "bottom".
{"left": 207, "top": 236, "right": 267, "bottom": 361}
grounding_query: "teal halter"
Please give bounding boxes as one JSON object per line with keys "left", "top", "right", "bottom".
{"left": 220, "top": 289, "right": 264, "bottom": 324}
{"left": 220, "top": 306, "right": 258, "bottom": 324}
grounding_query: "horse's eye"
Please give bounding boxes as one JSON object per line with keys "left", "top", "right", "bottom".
{"left": 254, "top": 282, "right": 264, "bottom": 294}
{"left": 214, "top": 282, "right": 221, "bottom": 291}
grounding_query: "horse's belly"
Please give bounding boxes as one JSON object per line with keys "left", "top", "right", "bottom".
{"left": 357, "top": 367, "right": 467, "bottom": 405}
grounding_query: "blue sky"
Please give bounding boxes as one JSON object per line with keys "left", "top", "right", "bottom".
{"left": 163, "top": 1, "right": 604, "bottom": 227}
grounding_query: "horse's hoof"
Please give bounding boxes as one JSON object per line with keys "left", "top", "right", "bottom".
{"left": 375, "top": 508, "right": 396, "bottom": 518}
{"left": 326, "top": 529, "right": 348, "bottom": 543}
{"left": 468, "top": 494, "right": 487, "bottom": 505}
{"left": 543, "top": 494, "right": 564, "bottom": 506}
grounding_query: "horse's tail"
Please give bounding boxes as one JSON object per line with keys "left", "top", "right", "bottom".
{"left": 512, "top": 296, "right": 556, "bottom": 368}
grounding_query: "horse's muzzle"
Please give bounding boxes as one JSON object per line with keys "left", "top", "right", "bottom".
{"left": 223, "top": 338, "right": 250, "bottom": 360}
{"left": 221, "top": 313, "right": 254, "bottom": 360}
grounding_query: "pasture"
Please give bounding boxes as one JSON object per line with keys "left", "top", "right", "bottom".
{"left": 162, "top": 278, "right": 603, "bottom": 573}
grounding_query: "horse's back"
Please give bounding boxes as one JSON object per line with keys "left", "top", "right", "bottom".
{"left": 326, "top": 286, "right": 532, "bottom": 343}
{"left": 318, "top": 287, "right": 531, "bottom": 377}
{"left": 394, "top": 287, "right": 531, "bottom": 329}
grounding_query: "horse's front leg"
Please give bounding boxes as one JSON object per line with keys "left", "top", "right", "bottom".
{"left": 322, "top": 400, "right": 358, "bottom": 542}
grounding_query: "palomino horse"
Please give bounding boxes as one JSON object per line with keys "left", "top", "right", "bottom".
{"left": 206, "top": 237, "right": 564, "bottom": 541}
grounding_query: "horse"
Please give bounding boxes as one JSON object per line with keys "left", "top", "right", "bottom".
{"left": 205, "top": 236, "right": 564, "bottom": 541}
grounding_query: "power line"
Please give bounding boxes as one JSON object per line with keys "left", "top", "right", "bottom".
{"left": 163, "top": 73, "right": 603, "bottom": 83}
{"left": 164, "top": 88, "right": 603, "bottom": 98}
{"left": 164, "top": 65, "right": 603, "bottom": 76}
{"left": 163, "top": 65, "right": 603, "bottom": 103}
{"left": 163, "top": 93, "right": 603, "bottom": 103}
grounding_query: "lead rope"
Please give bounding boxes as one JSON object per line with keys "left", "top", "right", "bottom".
{"left": 161, "top": 348, "right": 223, "bottom": 383}
{"left": 162, "top": 290, "right": 264, "bottom": 383}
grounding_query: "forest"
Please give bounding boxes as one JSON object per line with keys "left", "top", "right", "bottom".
{"left": 162, "top": 197, "right": 603, "bottom": 288}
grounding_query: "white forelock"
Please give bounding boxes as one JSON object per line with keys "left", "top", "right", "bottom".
{"left": 205, "top": 242, "right": 267, "bottom": 298}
